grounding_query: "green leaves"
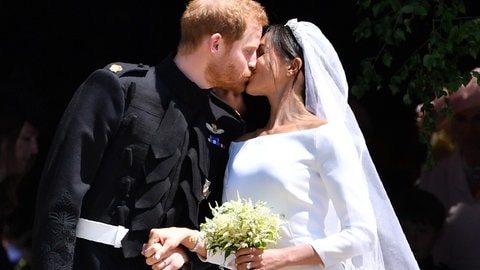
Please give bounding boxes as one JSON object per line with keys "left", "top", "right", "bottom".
{"left": 352, "top": 0, "right": 480, "bottom": 166}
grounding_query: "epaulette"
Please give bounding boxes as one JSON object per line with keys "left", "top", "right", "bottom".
{"left": 104, "top": 62, "right": 150, "bottom": 78}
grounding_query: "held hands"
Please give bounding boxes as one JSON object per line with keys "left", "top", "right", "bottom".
{"left": 142, "top": 227, "right": 192, "bottom": 269}
{"left": 142, "top": 227, "right": 201, "bottom": 269}
{"left": 142, "top": 244, "right": 188, "bottom": 270}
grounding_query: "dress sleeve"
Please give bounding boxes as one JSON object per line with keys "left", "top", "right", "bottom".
{"left": 31, "top": 69, "right": 126, "bottom": 270}
{"left": 311, "top": 125, "right": 377, "bottom": 268}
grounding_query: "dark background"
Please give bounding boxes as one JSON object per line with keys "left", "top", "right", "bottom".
{"left": 4, "top": 0, "right": 462, "bottom": 216}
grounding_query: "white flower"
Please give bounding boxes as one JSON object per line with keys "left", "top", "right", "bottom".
{"left": 200, "top": 192, "right": 283, "bottom": 259}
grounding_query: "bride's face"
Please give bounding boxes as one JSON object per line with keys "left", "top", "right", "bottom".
{"left": 245, "top": 34, "right": 291, "bottom": 97}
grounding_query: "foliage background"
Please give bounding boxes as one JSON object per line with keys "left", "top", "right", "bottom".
{"left": 351, "top": 0, "right": 480, "bottom": 168}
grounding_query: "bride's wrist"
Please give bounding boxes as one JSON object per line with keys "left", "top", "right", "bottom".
{"left": 183, "top": 230, "right": 201, "bottom": 252}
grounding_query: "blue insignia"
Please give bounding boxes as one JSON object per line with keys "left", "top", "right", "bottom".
{"left": 208, "top": 135, "right": 225, "bottom": 149}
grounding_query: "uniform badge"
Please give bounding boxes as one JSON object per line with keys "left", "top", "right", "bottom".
{"left": 206, "top": 123, "right": 225, "bottom": 148}
{"left": 206, "top": 123, "right": 224, "bottom": 134}
{"left": 202, "top": 179, "right": 211, "bottom": 199}
{"left": 208, "top": 135, "right": 225, "bottom": 149}
{"left": 109, "top": 64, "right": 123, "bottom": 73}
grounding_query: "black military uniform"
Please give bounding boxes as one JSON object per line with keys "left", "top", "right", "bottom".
{"left": 32, "top": 54, "right": 250, "bottom": 270}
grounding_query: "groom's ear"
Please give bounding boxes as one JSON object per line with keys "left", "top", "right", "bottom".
{"left": 208, "top": 33, "right": 222, "bottom": 53}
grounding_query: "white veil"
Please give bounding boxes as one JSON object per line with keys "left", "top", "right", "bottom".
{"left": 285, "top": 19, "right": 419, "bottom": 270}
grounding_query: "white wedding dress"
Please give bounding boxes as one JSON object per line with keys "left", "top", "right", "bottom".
{"left": 216, "top": 123, "right": 378, "bottom": 270}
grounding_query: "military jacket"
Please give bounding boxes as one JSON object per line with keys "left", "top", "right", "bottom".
{"left": 32, "top": 55, "right": 245, "bottom": 270}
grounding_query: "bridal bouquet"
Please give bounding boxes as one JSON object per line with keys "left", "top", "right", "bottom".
{"left": 199, "top": 193, "right": 283, "bottom": 258}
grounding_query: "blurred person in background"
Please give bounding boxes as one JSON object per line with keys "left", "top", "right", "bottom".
{"left": 1, "top": 93, "right": 43, "bottom": 270}
{"left": 416, "top": 68, "right": 480, "bottom": 268}
{"left": 417, "top": 67, "right": 480, "bottom": 212}
{"left": 433, "top": 167, "right": 480, "bottom": 270}
{"left": 392, "top": 187, "right": 451, "bottom": 270}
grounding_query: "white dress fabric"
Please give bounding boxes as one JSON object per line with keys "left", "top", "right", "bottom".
{"left": 221, "top": 123, "right": 377, "bottom": 270}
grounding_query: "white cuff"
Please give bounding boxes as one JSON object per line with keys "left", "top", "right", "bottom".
{"left": 200, "top": 250, "right": 236, "bottom": 269}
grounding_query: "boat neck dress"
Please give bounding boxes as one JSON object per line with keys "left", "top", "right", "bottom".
{"left": 221, "top": 123, "right": 377, "bottom": 270}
